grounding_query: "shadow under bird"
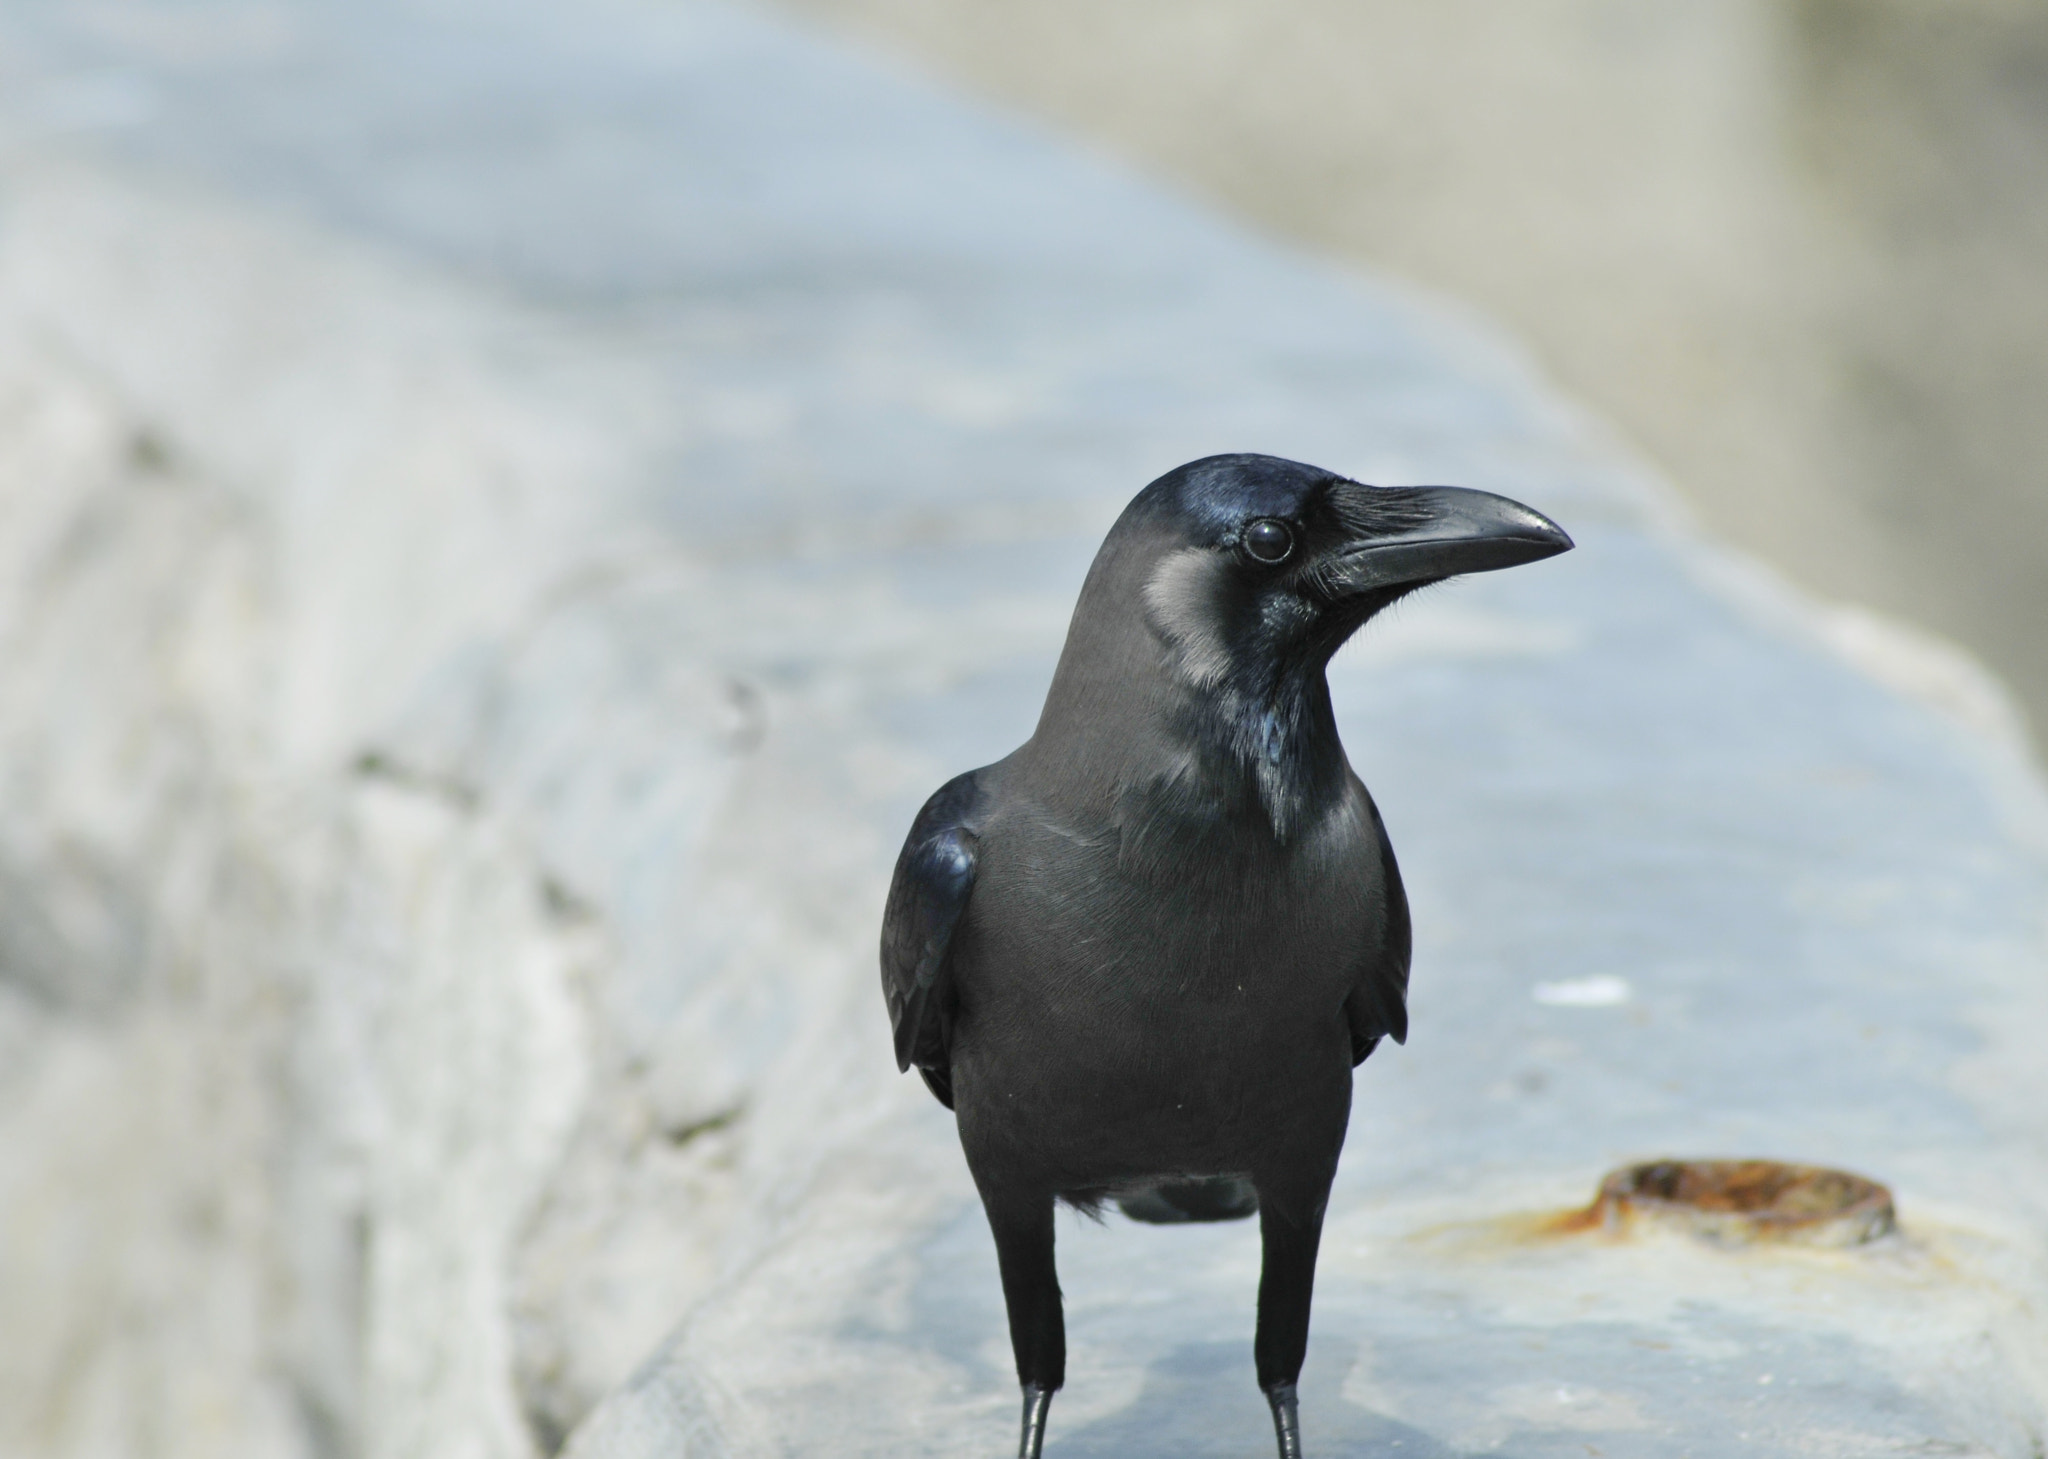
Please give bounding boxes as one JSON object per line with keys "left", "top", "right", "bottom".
{"left": 881, "top": 454, "right": 1571, "bottom": 1458}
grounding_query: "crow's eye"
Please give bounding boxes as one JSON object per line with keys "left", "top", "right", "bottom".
{"left": 1242, "top": 519, "right": 1294, "bottom": 564}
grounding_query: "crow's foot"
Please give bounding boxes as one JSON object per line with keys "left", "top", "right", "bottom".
{"left": 1017, "top": 1384, "right": 1053, "bottom": 1459}
{"left": 1265, "top": 1382, "right": 1302, "bottom": 1459}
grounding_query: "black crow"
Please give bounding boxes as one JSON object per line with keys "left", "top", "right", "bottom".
{"left": 881, "top": 454, "right": 1571, "bottom": 1458}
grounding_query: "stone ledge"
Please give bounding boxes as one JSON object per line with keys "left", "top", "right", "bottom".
{"left": 1, "top": 1, "right": 2044, "bottom": 1455}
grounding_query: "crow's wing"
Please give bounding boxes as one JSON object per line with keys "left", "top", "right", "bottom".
{"left": 1343, "top": 790, "right": 1411, "bottom": 1065}
{"left": 880, "top": 770, "right": 983, "bottom": 1109}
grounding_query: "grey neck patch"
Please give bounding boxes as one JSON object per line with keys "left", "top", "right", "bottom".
{"left": 1140, "top": 546, "right": 1328, "bottom": 843}
{"left": 1141, "top": 546, "right": 1233, "bottom": 689}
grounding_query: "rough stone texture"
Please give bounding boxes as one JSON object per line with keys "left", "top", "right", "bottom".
{"left": 0, "top": 2, "right": 2044, "bottom": 1457}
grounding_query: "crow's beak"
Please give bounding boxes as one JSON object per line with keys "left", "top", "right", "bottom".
{"left": 1326, "top": 484, "right": 1572, "bottom": 596}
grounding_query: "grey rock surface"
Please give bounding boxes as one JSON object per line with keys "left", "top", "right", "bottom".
{"left": 0, "top": 1, "right": 2044, "bottom": 1456}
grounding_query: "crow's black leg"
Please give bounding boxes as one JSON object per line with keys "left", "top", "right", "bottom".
{"left": 1252, "top": 1172, "right": 1331, "bottom": 1459}
{"left": 980, "top": 1186, "right": 1064, "bottom": 1458}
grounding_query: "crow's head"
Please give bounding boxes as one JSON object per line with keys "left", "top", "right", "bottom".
{"left": 1124, "top": 453, "right": 1571, "bottom": 695}
{"left": 1036, "top": 454, "right": 1571, "bottom": 834}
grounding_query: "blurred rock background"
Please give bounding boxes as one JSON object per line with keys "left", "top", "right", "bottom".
{"left": 773, "top": 0, "right": 2048, "bottom": 752}
{"left": 2, "top": 2, "right": 2047, "bottom": 1457}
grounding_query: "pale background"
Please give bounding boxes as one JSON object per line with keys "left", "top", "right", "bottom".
{"left": 772, "top": 0, "right": 2048, "bottom": 750}
{"left": 4, "top": 2, "right": 2048, "bottom": 1454}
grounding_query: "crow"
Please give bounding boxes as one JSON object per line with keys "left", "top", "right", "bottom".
{"left": 881, "top": 453, "right": 1571, "bottom": 1458}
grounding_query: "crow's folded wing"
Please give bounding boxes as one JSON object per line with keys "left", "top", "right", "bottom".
{"left": 880, "top": 771, "right": 983, "bottom": 1108}
{"left": 1344, "top": 792, "right": 1412, "bottom": 1065}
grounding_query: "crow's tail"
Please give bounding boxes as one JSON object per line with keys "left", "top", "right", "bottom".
{"left": 1115, "top": 1176, "right": 1259, "bottom": 1224}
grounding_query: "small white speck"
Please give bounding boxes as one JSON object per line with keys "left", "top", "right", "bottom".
{"left": 1533, "top": 975, "right": 1632, "bottom": 1008}
{"left": 1758, "top": 1374, "right": 1774, "bottom": 1385}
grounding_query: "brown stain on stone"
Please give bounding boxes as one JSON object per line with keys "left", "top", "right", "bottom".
{"left": 1564, "top": 1159, "right": 1898, "bottom": 1250}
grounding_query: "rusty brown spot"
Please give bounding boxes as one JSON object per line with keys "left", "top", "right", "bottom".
{"left": 1538, "top": 1203, "right": 1605, "bottom": 1237}
{"left": 1579, "top": 1159, "right": 1895, "bottom": 1248}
